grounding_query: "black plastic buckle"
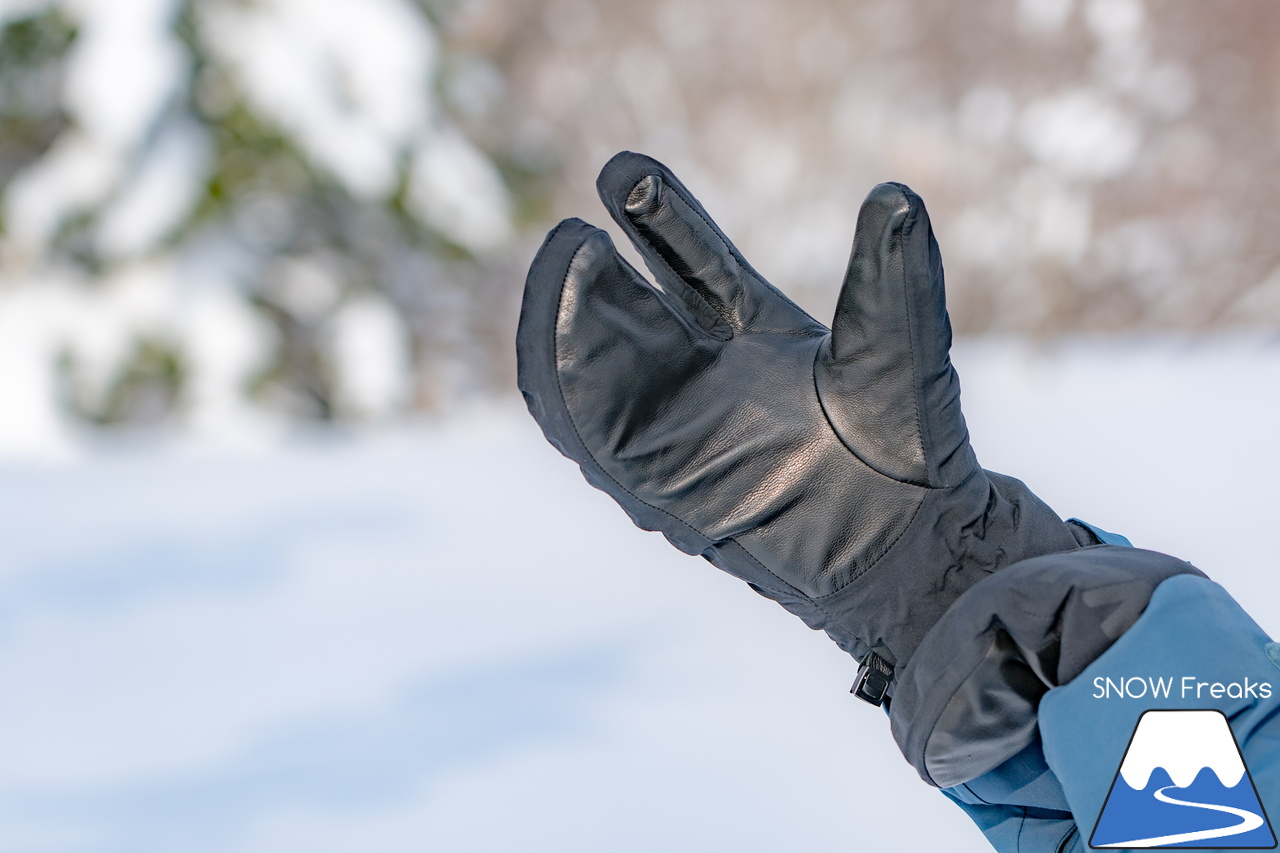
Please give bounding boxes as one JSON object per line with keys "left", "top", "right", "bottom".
{"left": 851, "top": 652, "right": 893, "bottom": 706}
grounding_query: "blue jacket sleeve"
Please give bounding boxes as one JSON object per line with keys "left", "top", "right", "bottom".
{"left": 942, "top": 574, "right": 1280, "bottom": 853}
{"left": 1039, "top": 574, "right": 1280, "bottom": 851}
{"left": 940, "top": 739, "right": 1082, "bottom": 853}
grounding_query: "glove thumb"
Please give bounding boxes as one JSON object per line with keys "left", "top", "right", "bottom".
{"left": 817, "top": 183, "right": 973, "bottom": 488}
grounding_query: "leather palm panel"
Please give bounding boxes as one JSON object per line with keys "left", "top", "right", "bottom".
{"left": 555, "top": 242, "right": 923, "bottom": 598}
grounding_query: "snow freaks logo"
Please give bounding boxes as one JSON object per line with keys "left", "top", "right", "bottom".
{"left": 1090, "top": 710, "right": 1276, "bottom": 849}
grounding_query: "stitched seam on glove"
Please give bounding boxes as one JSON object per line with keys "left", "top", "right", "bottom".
{"left": 811, "top": 489, "right": 928, "bottom": 601}
{"left": 896, "top": 200, "right": 931, "bottom": 488}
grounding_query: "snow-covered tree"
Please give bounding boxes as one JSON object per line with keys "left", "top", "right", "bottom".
{"left": 0, "top": 0, "right": 524, "bottom": 453}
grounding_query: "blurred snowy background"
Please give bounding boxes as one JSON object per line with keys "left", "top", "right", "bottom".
{"left": 2, "top": 0, "right": 1280, "bottom": 850}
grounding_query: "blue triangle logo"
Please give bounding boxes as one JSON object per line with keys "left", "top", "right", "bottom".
{"left": 1090, "top": 710, "right": 1276, "bottom": 848}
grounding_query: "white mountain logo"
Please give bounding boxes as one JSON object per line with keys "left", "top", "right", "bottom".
{"left": 1091, "top": 710, "right": 1275, "bottom": 848}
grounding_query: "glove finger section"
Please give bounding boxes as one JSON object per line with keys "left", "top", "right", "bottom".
{"left": 516, "top": 217, "right": 720, "bottom": 556}
{"left": 517, "top": 217, "right": 596, "bottom": 443}
{"left": 520, "top": 219, "right": 677, "bottom": 437}
{"left": 819, "top": 183, "right": 970, "bottom": 487}
{"left": 597, "top": 151, "right": 820, "bottom": 336}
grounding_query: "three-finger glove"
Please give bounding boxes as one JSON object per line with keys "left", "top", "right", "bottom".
{"left": 517, "top": 151, "right": 1087, "bottom": 696}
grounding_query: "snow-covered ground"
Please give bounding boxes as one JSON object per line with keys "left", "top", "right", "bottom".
{"left": 1, "top": 339, "right": 1278, "bottom": 853}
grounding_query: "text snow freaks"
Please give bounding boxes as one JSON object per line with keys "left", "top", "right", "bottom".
{"left": 1092, "top": 676, "right": 1273, "bottom": 700}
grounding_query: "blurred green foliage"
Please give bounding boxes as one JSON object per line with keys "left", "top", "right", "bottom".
{"left": 0, "top": 9, "right": 74, "bottom": 193}
{"left": 1, "top": 0, "right": 544, "bottom": 430}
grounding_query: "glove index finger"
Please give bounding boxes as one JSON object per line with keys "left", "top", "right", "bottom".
{"left": 597, "top": 151, "right": 820, "bottom": 336}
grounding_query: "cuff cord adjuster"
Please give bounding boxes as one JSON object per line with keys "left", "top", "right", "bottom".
{"left": 852, "top": 651, "right": 893, "bottom": 707}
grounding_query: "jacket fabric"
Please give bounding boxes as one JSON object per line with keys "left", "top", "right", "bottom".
{"left": 933, "top": 561, "right": 1280, "bottom": 852}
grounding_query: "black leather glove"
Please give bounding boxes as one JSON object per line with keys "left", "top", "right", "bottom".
{"left": 517, "top": 151, "right": 1085, "bottom": 697}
